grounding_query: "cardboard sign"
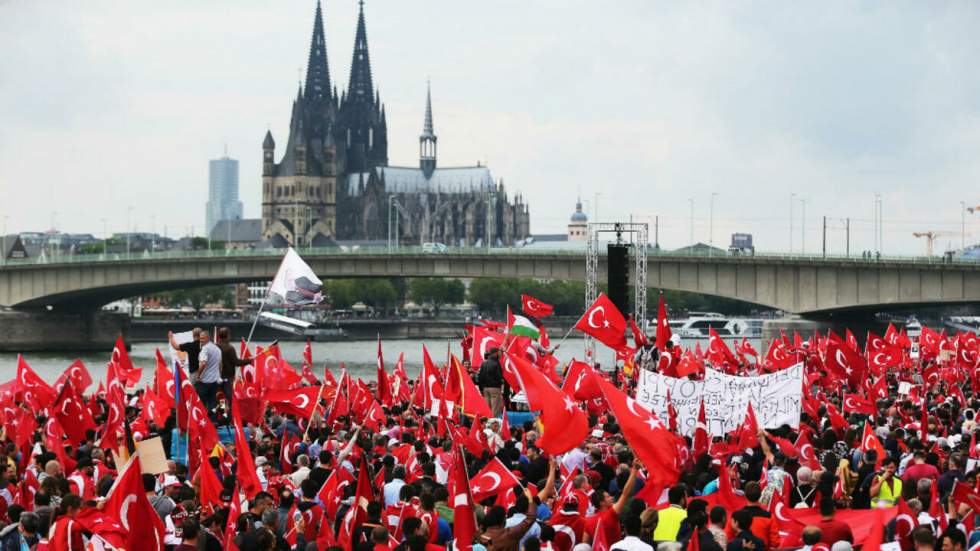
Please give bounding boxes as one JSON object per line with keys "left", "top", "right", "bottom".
{"left": 135, "top": 437, "right": 169, "bottom": 474}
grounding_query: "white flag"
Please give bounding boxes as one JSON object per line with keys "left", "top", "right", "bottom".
{"left": 268, "top": 248, "right": 323, "bottom": 305}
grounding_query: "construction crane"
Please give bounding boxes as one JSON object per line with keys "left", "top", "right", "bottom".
{"left": 913, "top": 230, "right": 970, "bottom": 256}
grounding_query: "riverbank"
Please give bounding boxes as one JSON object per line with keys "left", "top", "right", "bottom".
{"left": 127, "top": 317, "right": 581, "bottom": 343}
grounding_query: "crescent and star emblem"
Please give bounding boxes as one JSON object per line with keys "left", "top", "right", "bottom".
{"left": 587, "top": 307, "right": 608, "bottom": 329}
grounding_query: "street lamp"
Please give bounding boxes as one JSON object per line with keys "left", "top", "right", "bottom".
{"left": 789, "top": 192, "right": 796, "bottom": 253}
{"left": 709, "top": 192, "right": 718, "bottom": 256}
{"left": 962, "top": 201, "right": 967, "bottom": 251}
{"left": 688, "top": 198, "right": 694, "bottom": 249}
{"left": 126, "top": 206, "right": 133, "bottom": 256}
{"left": 800, "top": 197, "right": 807, "bottom": 255}
{"left": 1, "top": 215, "right": 8, "bottom": 264}
{"left": 101, "top": 218, "right": 108, "bottom": 256}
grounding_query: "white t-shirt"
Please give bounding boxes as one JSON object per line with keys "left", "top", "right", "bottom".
{"left": 610, "top": 535, "right": 654, "bottom": 551}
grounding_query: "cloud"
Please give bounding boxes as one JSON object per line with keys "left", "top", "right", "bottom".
{"left": 1, "top": 1, "right": 979, "bottom": 255}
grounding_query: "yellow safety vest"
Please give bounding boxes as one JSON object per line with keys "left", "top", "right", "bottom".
{"left": 653, "top": 505, "right": 688, "bottom": 542}
{"left": 874, "top": 475, "right": 902, "bottom": 507}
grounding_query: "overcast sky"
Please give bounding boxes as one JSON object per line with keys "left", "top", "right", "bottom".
{"left": 2, "top": 1, "right": 979, "bottom": 255}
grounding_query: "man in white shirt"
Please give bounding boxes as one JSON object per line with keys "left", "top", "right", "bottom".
{"left": 289, "top": 455, "right": 311, "bottom": 488}
{"left": 196, "top": 331, "right": 222, "bottom": 412}
{"left": 255, "top": 456, "right": 270, "bottom": 491}
{"left": 611, "top": 514, "right": 653, "bottom": 551}
{"left": 384, "top": 466, "right": 407, "bottom": 507}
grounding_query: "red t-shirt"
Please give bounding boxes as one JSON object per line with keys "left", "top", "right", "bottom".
{"left": 816, "top": 518, "right": 854, "bottom": 545}
{"left": 902, "top": 463, "right": 940, "bottom": 482}
{"left": 585, "top": 508, "right": 620, "bottom": 546}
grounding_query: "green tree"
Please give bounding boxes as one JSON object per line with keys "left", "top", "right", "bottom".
{"left": 409, "top": 278, "right": 465, "bottom": 314}
{"left": 153, "top": 285, "right": 233, "bottom": 311}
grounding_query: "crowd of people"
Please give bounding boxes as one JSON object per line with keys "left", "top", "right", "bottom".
{"left": 1, "top": 298, "right": 979, "bottom": 551}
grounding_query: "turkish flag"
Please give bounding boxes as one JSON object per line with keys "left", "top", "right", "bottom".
{"left": 198, "top": 444, "right": 224, "bottom": 512}
{"left": 469, "top": 457, "right": 520, "bottom": 502}
{"left": 103, "top": 454, "right": 166, "bottom": 550}
{"left": 860, "top": 421, "right": 885, "bottom": 467}
{"left": 574, "top": 293, "right": 628, "bottom": 351}
{"left": 15, "top": 356, "right": 56, "bottom": 410}
{"left": 223, "top": 486, "right": 244, "bottom": 551}
{"left": 470, "top": 326, "right": 506, "bottom": 371}
{"left": 595, "top": 375, "right": 680, "bottom": 487}
{"left": 506, "top": 353, "right": 589, "bottom": 455}
{"left": 54, "top": 359, "right": 93, "bottom": 394}
{"left": 629, "top": 315, "right": 650, "bottom": 349}
{"left": 280, "top": 430, "right": 300, "bottom": 475}
{"left": 548, "top": 508, "right": 587, "bottom": 551}
{"left": 764, "top": 338, "right": 797, "bottom": 371}
{"left": 795, "top": 431, "right": 820, "bottom": 470}
{"left": 675, "top": 347, "right": 705, "bottom": 378}
{"left": 377, "top": 336, "right": 393, "bottom": 406}
{"left": 232, "top": 413, "right": 263, "bottom": 499}
{"left": 521, "top": 293, "right": 554, "bottom": 318}
{"left": 54, "top": 380, "right": 97, "bottom": 445}
{"left": 448, "top": 356, "right": 491, "bottom": 418}
{"left": 866, "top": 331, "right": 902, "bottom": 374}
{"left": 920, "top": 326, "right": 942, "bottom": 360}
{"left": 826, "top": 403, "right": 849, "bottom": 435}
{"left": 655, "top": 293, "right": 672, "bottom": 351}
{"left": 264, "top": 386, "right": 321, "bottom": 419}
{"left": 825, "top": 339, "right": 867, "bottom": 388}
{"left": 561, "top": 360, "right": 603, "bottom": 401}
{"left": 110, "top": 335, "right": 142, "bottom": 387}
{"left": 448, "top": 444, "right": 478, "bottom": 551}
{"left": 362, "top": 399, "right": 386, "bottom": 431}
{"left": 843, "top": 393, "right": 876, "bottom": 416}
{"left": 692, "top": 401, "right": 709, "bottom": 458}
{"left": 953, "top": 482, "right": 980, "bottom": 511}
{"left": 735, "top": 402, "right": 760, "bottom": 450}
{"left": 894, "top": 497, "right": 918, "bottom": 548}
{"left": 706, "top": 328, "right": 739, "bottom": 372}
{"left": 420, "top": 346, "right": 446, "bottom": 411}
{"left": 339, "top": 459, "right": 375, "bottom": 550}
{"left": 142, "top": 387, "right": 170, "bottom": 429}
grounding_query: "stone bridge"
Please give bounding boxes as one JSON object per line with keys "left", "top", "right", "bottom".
{"left": 2, "top": 248, "right": 980, "bottom": 316}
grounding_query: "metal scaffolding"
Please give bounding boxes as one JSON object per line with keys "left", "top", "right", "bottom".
{"left": 585, "top": 222, "right": 649, "bottom": 361}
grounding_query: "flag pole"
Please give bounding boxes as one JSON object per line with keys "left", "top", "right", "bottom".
{"left": 302, "top": 384, "right": 326, "bottom": 441}
{"left": 551, "top": 320, "right": 581, "bottom": 351}
{"left": 246, "top": 249, "right": 294, "bottom": 349}
{"left": 244, "top": 293, "right": 270, "bottom": 351}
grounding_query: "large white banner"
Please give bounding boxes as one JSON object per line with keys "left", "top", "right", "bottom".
{"left": 636, "top": 363, "right": 804, "bottom": 436}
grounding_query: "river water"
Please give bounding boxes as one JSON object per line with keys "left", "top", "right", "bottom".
{"left": 0, "top": 336, "right": 756, "bottom": 386}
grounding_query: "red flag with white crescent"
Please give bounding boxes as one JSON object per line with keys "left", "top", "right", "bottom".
{"left": 521, "top": 294, "right": 554, "bottom": 318}
{"left": 574, "top": 293, "right": 628, "bottom": 351}
{"left": 264, "top": 386, "right": 321, "bottom": 419}
{"left": 468, "top": 457, "right": 520, "bottom": 503}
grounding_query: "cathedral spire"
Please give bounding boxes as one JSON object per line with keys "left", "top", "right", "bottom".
{"left": 304, "top": 1, "right": 332, "bottom": 108}
{"left": 419, "top": 80, "right": 437, "bottom": 178}
{"left": 347, "top": 0, "right": 374, "bottom": 102}
{"left": 422, "top": 79, "right": 435, "bottom": 137}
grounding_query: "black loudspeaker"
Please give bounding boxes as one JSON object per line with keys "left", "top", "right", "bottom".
{"left": 607, "top": 243, "right": 630, "bottom": 317}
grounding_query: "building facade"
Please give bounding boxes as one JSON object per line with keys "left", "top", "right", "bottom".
{"left": 207, "top": 156, "right": 243, "bottom": 236}
{"left": 261, "top": 2, "right": 530, "bottom": 248}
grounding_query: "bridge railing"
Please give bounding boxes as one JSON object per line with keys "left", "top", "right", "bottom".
{"left": 2, "top": 244, "right": 979, "bottom": 268}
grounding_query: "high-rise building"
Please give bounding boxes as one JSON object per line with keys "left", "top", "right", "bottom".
{"left": 261, "top": 1, "right": 530, "bottom": 247}
{"left": 206, "top": 155, "right": 243, "bottom": 236}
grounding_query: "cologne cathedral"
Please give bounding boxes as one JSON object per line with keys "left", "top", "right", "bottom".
{"left": 261, "top": 2, "right": 531, "bottom": 247}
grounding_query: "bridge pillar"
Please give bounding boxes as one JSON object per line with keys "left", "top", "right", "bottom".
{"left": 0, "top": 310, "right": 129, "bottom": 352}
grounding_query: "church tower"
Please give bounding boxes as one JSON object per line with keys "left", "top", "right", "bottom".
{"left": 338, "top": 0, "right": 388, "bottom": 174}
{"left": 261, "top": 1, "right": 337, "bottom": 247}
{"left": 419, "top": 81, "right": 437, "bottom": 179}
